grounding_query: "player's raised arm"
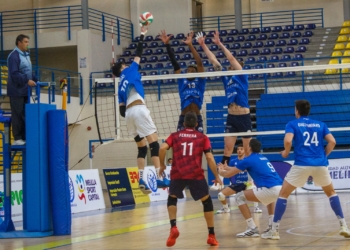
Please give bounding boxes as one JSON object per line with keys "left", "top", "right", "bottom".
{"left": 133, "top": 25, "right": 148, "bottom": 64}
{"left": 184, "top": 31, "right": 204, "bottom": 73}
{"left": 160, "top": 30, "right": 181, "bottom": 74}
{"left": 212, "top": 31, "right": 242, "bottom": 70}
{"left": 196, "top": 32, "right": 222, "bottom": 71}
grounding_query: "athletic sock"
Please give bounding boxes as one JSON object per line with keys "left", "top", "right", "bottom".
{"left": 170, "top": 219, "right": 176, "bottom": 228}
{"left": 246, "top": 218, "right": 256, "bottom": 229}
{"left": 223, "top": 204, "right": 229, "bottom": 209}
{"left": 329, "top": 195, "right": 346, "bottom": 226}
{"left": 273, "top": 197, "right": 287, "bottom": 223}
{"left": 139, "top": 169, "right": 144, "bottom": 180}
{"left": 155, "top": 167, "right": 160, "bottom": 178}
{"left": 254, "top": 202, "right": 259, "bottom": 208}
{"left": 208, "top": 227, "right": 215, "bottom": 235}
{"left": 269, "top": 214, "right": 274, "bottom": 227}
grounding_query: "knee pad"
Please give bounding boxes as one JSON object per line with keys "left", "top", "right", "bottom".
{"left": 218, "top": 192, "right": 226, "bottom": 201}
{"left": 235, "top": 191, "right": 247, "bottom": 206}
{"left": 202, "top": 196, "right": 214, "bottom": 212}
{"left": 167, "top": 196, "right": 178, "bottom": 207}
{"left": 137, "top": 146, "right": 148, "bottom": 159}
{"left": 134, "top": 135, "right": 144, "bottom": 142}
{"left": 149, "top": 141, "right": 160, "bottom": 157}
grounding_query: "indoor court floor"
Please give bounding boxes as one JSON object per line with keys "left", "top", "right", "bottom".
{"left": 2, "top": 191, "right": 350, "bottom": 250}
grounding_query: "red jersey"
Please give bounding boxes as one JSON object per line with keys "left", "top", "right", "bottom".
{"left": 165, "top": 128, "right": 212, "bottom": 180}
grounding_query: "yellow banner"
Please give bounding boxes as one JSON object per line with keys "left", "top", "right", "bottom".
{"left": 126, "top": 167, "right": 150, "bottom": 204}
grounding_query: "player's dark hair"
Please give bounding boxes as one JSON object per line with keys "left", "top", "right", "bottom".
{"left": 249, "top": 139, "right": 261, "bottom": 153}
{"left": 184, "top": 111, "right": 197, "bottom": 128}
{"left": 236, "top": 144, "right": 243, "bottom": 148}
{"left": 111, "top": 62, "right": 125, "bottom": 77}
{"left": 16, "top": 34, "right": 29, "bottom": 45}
{"left": 295, "top": 100, "right": 311, "bottom": 116}
{"left": 187, "top": 64, "right": 198, "bottom": 72}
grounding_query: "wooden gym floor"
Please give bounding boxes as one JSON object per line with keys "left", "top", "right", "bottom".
{"left": 2, "top": 191, "right": 350, "bottom": 250}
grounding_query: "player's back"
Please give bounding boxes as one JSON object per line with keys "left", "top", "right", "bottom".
{"left": 170, "top": 129, "right": 209, "bottom": 180}
{"left": 287, "top": 117, "right": 329, "bottom": 166}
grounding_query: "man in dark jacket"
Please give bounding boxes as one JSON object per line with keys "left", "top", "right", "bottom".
{"left": 7, "top": 34, "right": 37, "bottom": 145}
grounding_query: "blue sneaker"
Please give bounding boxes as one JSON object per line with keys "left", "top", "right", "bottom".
{"left": 139, "top": 179, "right": 152, "bottom": 194}
{"left": 157, "top": 177, "right": 170, "bottom": 188}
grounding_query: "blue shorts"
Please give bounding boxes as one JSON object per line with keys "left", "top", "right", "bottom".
{"left": 177, "top": 114, "right": 203, "bottom": 133}
{"left": 225, "top": 114, "right": 252, "bottom": 138}
{"left": 228, "top": 183, "right": 247, "bottom": 193}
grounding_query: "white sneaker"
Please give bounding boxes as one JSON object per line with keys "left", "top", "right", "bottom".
{"left": 261, "top": 230, "right": 280, "bottom": 240}
{"left": 339, "top": 225, "right": 350, "bottom": 238}
{"left": 210, "top": 183, "right": 224, "bottom": 191}
{"left": 236, "top": 227, "right": 260, "bottom": 238}
{"left": 217, "top": 207, "right": 230, "bottom": 214}
{"left": 254, "top": 207, "right": 262, "bottom": 213}
{"left": 13, "top": 139, "right": 26, "bottom": 146}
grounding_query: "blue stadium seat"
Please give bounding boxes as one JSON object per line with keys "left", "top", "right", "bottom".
{"left": 299, "top": 38, "right": 310, "bottom": 45}
{"left": 127, "top": 57, "right": 134, "bottom": 63}
{"left": 202, "top": 59, "right": 209, "bottom": 66}
{"left": 224, "top": 36, "right": 234, "bottom": 43}
{"left": 253, "top": 41, "right": 264, "bottom": 48}
{"left": 207, "top": 30, "right": 215, "bottom": 37}
{"left": 242, "top": 42, "right": 252, "bottom": 48}
{"left": 210, "top": 44, "right": 219, "bottom": 51}
{"left": 171, "top": 40, "right": 180, "bottom": 46}
{"left": 223, "top": 43, "right": 230, "bottom": 49}
{"left": 281, "top": 54, "right": 291, "bottom": 61}
{"left": 154, "top": 48, "right": 164, "bottom": 55}
{"left": 142, "top": 43, "right": 148, "bottom": 48}
{"left": 249, "top": 49, "right": 259, "bottom": 55}
{"left": 207, "top": 67, "right": 214, "bottom": 72}
{"left": 246, "top": 35, "right": 256, "bottom": 41}
{"left": 273, "top": 72, "right": 284, "bottom": 78}
{"left": 264, "top": 41, "right": 275, "bottom": 47}
{"left": 246, "top": 57, "right": 255, "bottom": 63}
{"left": 268, "top": 33, "right": 279, "bottom": 40}
{"left": 228, "top": 29, "right": 239, "bottom": 36}
{"left": 254, "top": 64, "right": 263, "bottom": 69}
{"left": 148, "top": 56, "right": 158, "bottom": 62}
{"left": 267, "top": 63, "right": 275, "bottom": 68}
{"left": 250, "top": 28, "right": 260, "bottom": 34}
{"left": 205, "top": 37, "right": 212, "bottom": 44}
{"left": 269, "top": 55, "right": 279, "bottom": 61}
{"left": 284, "top": 47, "right": 294, "bottom": 53}
{"left": 122, "top": 50, "right": 131, "bottom": 57}
{"left": 154, "top": 35, "right": 161, "bottom": 41}
{"left": 293, "top": 54, "right": 303, "bottom": 60}
{"left": 144, "top": 49, "right": 153, "bottom": 55}
{"left": 149, "top": 41, "right": 158, "bottom": 48}
{"left": 128, "top": 43, "right": 136, "bottom": 49}
{"left": 296, "top": 45, "right": 307, "bottom": 52}
{"left": 158, "top": 42, "right": 166, "bottom": 47}
{"left": 283, "top": 25, "right": 293, "bottom": 31}
{"left": 179, "top": 61, "right": 187, "bottom": 68}
{"left": 305, "top": 23, "right": 316, "bottom": 30}
{"left": 175, "top": 55, "right": 180, "bottom": 61}
{"left": 144, "top": 63, "right": 153, "bottom": 69}
{"left": 201, "top": 53, "right": 208, "bottom": 59}
{"left": 291, "top": 31, "right": 302, "bottom": 38}
{"left": 272, "top": 26, "right": 282, "bottom": 32}
{"left": 134, "top": 36, "right": 140, "bottom": 42}
{"left": 220, "top": 30, "right": 228, "bottom": 36}
{"left": 230, "top": 50, "right": 237, "bottom": 56}
{"left": 161, "top": 70, "right": 169, "bottom": 75}
{"left": 272, "top": 48, "right": 283, "bottom": 54}
{"left": 165, "top": 62, "right": 173, "bottom": 68}
{"left": 257, "top": 34, "right": 268, "bottom": 40}
{"left": 260, "top": 48, "right": 271, "bottom": 55}
{"left": 156, "top": 63, "right": 164, "bottom": 68}
{"left": 164, "top": 78, "right": 176, "bottom": 84}
{"left": 236, "top": 57, "right": 244, "bottom": 62}
{"left": 285, "top": 71, "right": 296, "bottom": 77}
{"left": 176, "top": 47, "right": 185, "bottom": 53}
{"left": 181, "top": 53, "right": 192, "bottom": 60}
{"left": 294, "top": 24, "right": 305, "bottom": 31}
{"left": 261, "top": 27, "right": 271, "bottom": 33}
{"left": 236, "top": 36, "right": 245, "bottom": 42}
{"left": 278, "top": 62, "right": 287, "bottom": 67}
{"left": 140, "top": 57, "right": 147, "bottom": 63}
{"left": 231, "top": 43, "right": 241, "bottom": 49}
{"left": 159, "top": 55, "right": 169, "bottom": 62}
{"left": 117, "top": 57, "right": 125, "bottom": 63}
{"left": 176, "top": 33, "right": 185, "bottom": 39}
{"left": 145, "top": 35, "right": 153, "bottom": 41}
{"left": 222, "top": 59, "right": 230, "bottom": 65}
{"left": 303, "top": 31, "right": 313, "bottom": 37}
{"left": 237, "top": 50, "right": 248, "bottom": 57}
{"left": 216, "top": 51, "right": 224, "bottom": 58}
{"left": 281, "top": 32, "right": 291, "bottom": 39}
{"left": 288, "top": 39, "right": 298, "bottom": 45}
{"left": 290, "top": 61, "right": 299, "bottom": 67}
{"left": 243, "top": 65, "right": 251, "bottom": 70}
{"left": 149, "top": 70, "right": 158, "bottom": 75}
{"left": 196, "top": 46, "right": 203, "bottom": 52}
{"left": 240, "top": 28, "right": 249, "bottom": 34}
{"left": 140, "top": 71, "right": 147, "bottom": 76}
{"left": 192, "top": 39, "right": 199, "bottom": 45}
{"left": 257, "top": 56, "right": 267, "bottom": 62}
{"left": 276, "top": 40, "right": 286, "bottom": 46}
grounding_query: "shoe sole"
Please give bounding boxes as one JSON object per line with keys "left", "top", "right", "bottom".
{"left": 207, "top": 241, "right": 219, "bottom": 246}
{"left": 340, "top": 231, "right": 350, "bottom": 238}
{"left": 166, "top": 231, "right": 180, "bottom": 247}
{"left": 139, "top": 186, "right": 152, "bottom": 195}
{"left": 261, "top": 235, "right": 280, "bottom": 240}
{"left": 236, "top": 234, "right": 260, "bottom": 238}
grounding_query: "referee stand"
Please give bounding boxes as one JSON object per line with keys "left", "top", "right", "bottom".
{"left": 0, "top": 82, "right": 71, "bottom": 238}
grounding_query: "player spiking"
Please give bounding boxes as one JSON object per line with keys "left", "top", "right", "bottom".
{"left": 112, "top": 24, "right": 169, "bottom": 194}
{"left": 159, "top": 30, "right": 206, "bottom": 132}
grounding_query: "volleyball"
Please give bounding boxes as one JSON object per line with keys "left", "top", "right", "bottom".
{"left": 139, "top": 12, "right": 153, "bottom": 26}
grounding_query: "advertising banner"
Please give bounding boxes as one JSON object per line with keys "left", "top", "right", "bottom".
{"left": 0, "top": 173, "right": 23, "bottom": 222}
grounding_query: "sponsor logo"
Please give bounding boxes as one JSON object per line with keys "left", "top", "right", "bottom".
{"left": 76, "top": 174, "right": 86, "bottom": 204}
{"left": 129, "top": 171, "right": 139, "bottom": 183}
{"left": 69, "top": 177, "right": 75, "bottom": 202}
{"left": 147, "top": 170, "right": 157, "bottom": 192}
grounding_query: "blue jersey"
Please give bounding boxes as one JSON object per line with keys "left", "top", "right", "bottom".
{"left": 285, "top": 116, "right": 331, "bottom": 167}
{"left": 236, "top": 153, "right": 282, "bottom": 188}
{"left": 229, "top": 157, "right": 248, "bottom": 184}
{"left": 221, "top": 69, "right": 249, "bottom": 108}
{"left": 118, "top": 62, "right": 144, "bottom": 104}
{"left": 178, "top": 76, "right": 206, "bottom": 110}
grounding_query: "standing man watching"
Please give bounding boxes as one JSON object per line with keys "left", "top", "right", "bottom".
{"left": 7, "top": 34, "right": 37, "bottom": 145}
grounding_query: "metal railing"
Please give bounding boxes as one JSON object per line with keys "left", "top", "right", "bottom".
{"left": 190, "top": 8, "right": 324, "bottom": 32}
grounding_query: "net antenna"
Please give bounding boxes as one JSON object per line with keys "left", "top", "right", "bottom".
{"left": 111, "top": 19, "right": 115, "bottom": 65}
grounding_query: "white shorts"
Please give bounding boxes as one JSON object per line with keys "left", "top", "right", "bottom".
{"left": 253, "top": 185, "right": 282, "bottom": 206}
{"left": 125, "top": 105, "right": 157, "bottom": 138}
{"left": 285, "top": 166, "right": 332, "bottom": 188}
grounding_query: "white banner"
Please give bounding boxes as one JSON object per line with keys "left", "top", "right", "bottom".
{"left": 144, "top": 166, "right": 186, "bottom": 202}
{"left": 69, "top": 169, "right": 106, "bottom": 213}
{"left": 0, "top": 173, "right": 23, "bottom": 222}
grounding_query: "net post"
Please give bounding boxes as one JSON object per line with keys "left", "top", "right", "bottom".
{"left": 114, "top": 78, "right": 121, "bottom": 140}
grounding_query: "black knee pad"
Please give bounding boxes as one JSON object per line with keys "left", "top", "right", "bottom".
{"left": 202, "top": 196, "right": 214, "bottom": 212}
{"left": 137, "top": 146, "right": 148, "bottom": 159}
{"left": 167, "top": 196, "right": 178, "bottom": 207}
{"left": 134, "top": 135, "right": 144, "bottom": 142}
{"left": 149, "top": 141, "right": 160, "bottom": 157}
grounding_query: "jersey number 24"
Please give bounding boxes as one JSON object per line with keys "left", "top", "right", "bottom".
{"left": 303, "top": 131, "right": 319, "bottom": 146}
